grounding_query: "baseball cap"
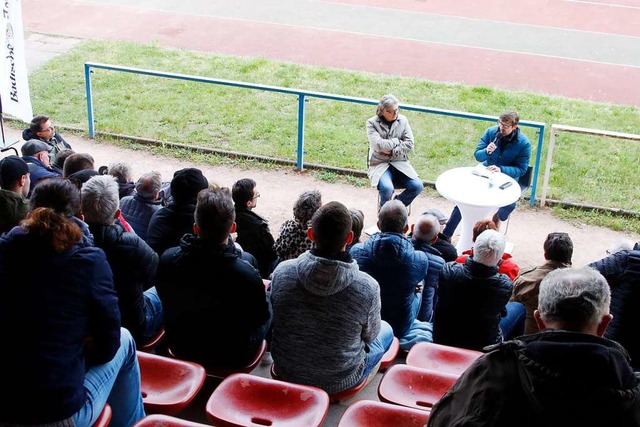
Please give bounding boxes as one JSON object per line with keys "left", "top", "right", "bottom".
{"left": 0, "top": 155, "right": 29, "bottom": 187}
{"left": 170, "top": 168, "right": 209, "bottom": 203}
{"left": 423, "top": 208, "right": 448, "bottom": 225}
{"left": 21, "top": 139, "right": 51, "bottom": 157}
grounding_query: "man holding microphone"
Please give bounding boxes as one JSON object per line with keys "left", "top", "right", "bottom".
{"left": 443, "top": 111, "right": 531, "bottom": 239}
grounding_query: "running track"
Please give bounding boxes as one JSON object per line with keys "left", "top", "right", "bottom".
{"left": 22, "top": 0, "right": 640, "bottom": 106}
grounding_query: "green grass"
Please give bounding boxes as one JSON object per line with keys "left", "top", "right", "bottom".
{"left": 26, "top": 40, "right": 640, "bottom": 233}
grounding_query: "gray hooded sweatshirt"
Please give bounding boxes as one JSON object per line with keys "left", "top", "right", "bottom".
{"left": 270, "top": 250, "right": 382, "bottom": 394}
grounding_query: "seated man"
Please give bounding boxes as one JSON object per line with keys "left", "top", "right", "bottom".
{"left": 351, "top": 199, "right": 432, "bottom": 350}
{"left": 156, "top": 187, "right": 271, "bottom": 369}
{"left": 422, "top": 208, "right": 458, "bottom": 262}
{"left": 20, "top": 139, "right": 61, "bottom": 196}
{"left": 428, "top": 267, "right": 640, "bottom": 426}
{"left": 270, "top": 201, "right": 393, "bottom": 394}
{"left": 0, "top": 156, "right": 30, "bottom": 234}
{"left": 22, "top": 115, "right": 72, "bottom": 169}
{"left": 120, "top": 170, "right": 164, "bottom": 242}
{"left": 511, "top": 232, "right": 573, "bottom": 335}
{"left": 443, "top": 110, "right": 531, "bottom": 237}
{"left": 589, "top": 242, "right": 640, "bottom": 370}
{"left": 232, "top": 178, "right": 278, "bottom": 279}
{"left": 411, "top": 213, "right": 446, "bottom": 323}
{"left": 81, "top": 175, "right": 164, "bottom": 346}
{"left": 433, "top": 229, "right": 525, "bottom": 350}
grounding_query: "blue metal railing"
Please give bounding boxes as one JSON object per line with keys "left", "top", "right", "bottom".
{"left": 84, "top": 62, "right": 545, "bottom": 205}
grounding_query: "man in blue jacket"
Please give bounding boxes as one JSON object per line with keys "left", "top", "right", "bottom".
{"left": 443, "top": 111, "right": 531, "bottom": 238}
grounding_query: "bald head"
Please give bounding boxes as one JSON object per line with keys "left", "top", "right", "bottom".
{"left": 413, "top": 214, "right": 440, "bottom": 244}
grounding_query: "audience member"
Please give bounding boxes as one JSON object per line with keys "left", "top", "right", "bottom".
{"left": 232, "top": 178, "right": 278, "bottom": 279}
{"left": 411, "top": 213, "right": 446, "bottom": 322}
{"left": 346, "top": 208, "right": 365, "bottom": 252}
{"left": 0, "top": 156, "right": 30, "bottom": 234}
{"left": 274, "top": 189, "right": 322, "bottom": 262}
{"left": 511, "top": 232, "right": 573, "bottom": 335}
{"left": 120, "top": 170, "right": 163, "bottom": 242}
{"left": 455, "top": 219, "right": 520, "bottom": 280}
{"left": 21, "top": 139, "right": 61, "bottom": 196}
{"left": 351, "top": 199, "right": 432, "bottom": 350}
{"left": 0, "top": 178, "right": 145, "bottom": 426}
{"left": 422, "top": 208, "right": 458, "bottom": 262}
{"left": 367, "top": 94, "right": 423, "bottom": 208}
{"left": 62, "top": 152, "right": 95, "bottom": 178}
{"left": 427, "top": 267, "right": 640, "bottom": 427}
{"left": 81, "top": 175, "right": 164, "bottom": 346}
{"left": 146, "top": 167, "right": 210, "bottom": 256}
{"left": 433, "top": 229, "right": 525, "bottom": 350}
{"left": 270, "top": 201, "right": 393, "bottom": 393}
{"left": 443, "top": 110, "right": 531, "bottom": 237}
{"left": 589, "top": 241, "right": 640, "bottom": 370}
{"left": 22, "top": 115, "right": 72, "bottom": 167}
{"left": 52, "top": 148, "right": 75, "bottom": 173}
{"left": 156, "top": 187, "right": 271, "bottom": 369}
{"left": 608, "top": 238, "right": 636, "bottom": 255}
{"left": 107, "top": 161, "right": 136, "bottom": 198}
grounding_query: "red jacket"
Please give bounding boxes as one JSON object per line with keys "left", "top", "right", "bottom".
{"left": 456, "top": 250, "right": 519, "bottom": 281}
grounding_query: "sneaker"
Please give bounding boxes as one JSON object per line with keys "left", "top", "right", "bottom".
{"left": 261, "top": 351, "right": 273, "bottom": 366}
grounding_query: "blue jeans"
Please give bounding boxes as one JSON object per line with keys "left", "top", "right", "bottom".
{"left": 72, "top": 328, "right": 145, "bottom": 427}
{"left": 141, "top": 286, "right": 164, "bottom": 343}
{"left": 499, "top": 301, "right": 526, "bottom": 341}
{"left": 360, "top": 321, "right": 394, "bottom": 380}
{"left": 443, "top": 202, "right": 518, "bottom": 238}
{"left": 377, "top": 166, "right": 424, "bottom": 207}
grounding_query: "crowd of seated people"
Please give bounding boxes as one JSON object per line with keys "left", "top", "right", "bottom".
{"left": 2, "top": 115, "right": 640, "bottom": 425}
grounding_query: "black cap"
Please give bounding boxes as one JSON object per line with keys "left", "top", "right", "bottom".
{"left": 0, "top": 155, "right": 29, "bottom": 187}
{"left": 170, "top": 168, "right": 209, "bottom": 203}
{"left": 423, "top": 208, "right": 448, "bottom": 225}
{"left": 21, "top": 139, "right": 50, "bottom": 157}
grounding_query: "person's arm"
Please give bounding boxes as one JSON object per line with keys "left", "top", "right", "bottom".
{"left": 362, "top": 280, "right": 382, "bottom": 344}
{"left": 366, "top": 117, "right": 397, "bottom": 155}
{"left": 498, "top": 141, "right": 531, "bottom": 179}
{"left": 391, "top": 116, "right": 415, "bottom": 158}
{"left": 474, "top": 127, "right": 496, "bottom": 162}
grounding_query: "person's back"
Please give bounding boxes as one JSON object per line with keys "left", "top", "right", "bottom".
{"left": 433, "top": 229, "right": 513, "bottom": 350}
{"left": 82, "top": 175, "right": 163, "bottom": 345}
{"left": 273, "top": 189, "right": 322, "bottom": 262}
{"left": 351, "top": 200, "right": 427, "bottom": 340}
{"left": 589, "top": 244, "right": 640, "bottom": 370}
{"left": 428, "top": 267, "right": 640, "bottom": 427}
{"left": 147, "top": 167, "right": 209, "bottom": 256}
{"left": 270, "top": 201, "right": 393, "bottom": 394}
{"left": 0, "top": 178, "right": 144, "bottom": 426}
{"left": 156, "top": 187, "right": 271, "bottom": 368}
{"left": 120, "top": 170, "right": 163, "bottom": 242}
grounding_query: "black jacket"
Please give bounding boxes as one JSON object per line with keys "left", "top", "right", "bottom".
{"left": 428, "top": 330, "right": 640, "bottom": 427}
{"left": 234, "top": 206, "right": 277, "bottom": 279}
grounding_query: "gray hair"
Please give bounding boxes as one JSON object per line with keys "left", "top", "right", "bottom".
{"left": 378, "top": 199, "right": 408, "bottom": 233}
{"left": 473, "top": 229, "right": 505, "bottom": 267}
{"left": 538, "top": 267, "right": 611, "bottom": 329}
{"left": 81, "top": 175, "right": 120, "bottom": 225}
{"left": 108, "top": 162, "right": 134, "bottom": 184}
{"left": 413, "top": 214, "right": 440, "bottom": 243}
{"left": 135, "top": 171, "right": 162, "bottom": 199}
{"left": 376, "top": 94, "right": 399, "bottom": 118}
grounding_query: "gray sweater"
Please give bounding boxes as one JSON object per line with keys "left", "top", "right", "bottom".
{"left": 270, "top": 251, "right": 381, "bottom": 394}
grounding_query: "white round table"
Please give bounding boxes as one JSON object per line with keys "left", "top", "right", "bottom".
{"left": 435, "top": 166, "right": 521, "bottom": 254}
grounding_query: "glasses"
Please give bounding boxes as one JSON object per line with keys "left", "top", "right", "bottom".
{"left": 252, "top": 192, "right": 260, "bottom": 200}
{"left": 386, "top": 107, "right": 399, "bottom": 115}
{"left": 41, "top": 126, "right": 54, "bottom": 132}
{"left": 498, "top": 121, "right": 514, "bottom": 129}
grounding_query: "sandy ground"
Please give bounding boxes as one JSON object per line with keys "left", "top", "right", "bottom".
{"left": 4, "top": 125, "right": 638, "bottom": 271}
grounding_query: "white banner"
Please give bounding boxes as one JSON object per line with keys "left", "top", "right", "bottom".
{"left": 1, "top": 0, "right": 33, "bottom": 126}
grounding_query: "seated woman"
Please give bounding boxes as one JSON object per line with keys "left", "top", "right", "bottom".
{"left": 366, "top": 94, "right": 423, "bottom": 209}
{"left": 274, "top": 189, "right": 322, "bottom": 262}
{"left": 455, "top": 219, "right": 520, "bottom": 280}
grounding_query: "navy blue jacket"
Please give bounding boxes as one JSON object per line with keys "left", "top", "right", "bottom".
{"left": 412, "top": 240, "right": 445, "bottom": 322}
{"left": 351, "top": 232, "right": 427, "bottom": 338}
{"left": 0, "top": 226, "right": 120, "bottom": 424}
{"left": 474, "top": 126, "right": 531, "bottom": 180}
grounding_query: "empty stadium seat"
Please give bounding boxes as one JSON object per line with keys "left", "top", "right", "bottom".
{"left": 138, "top": 351, "right": 206, "bottom": 416}
{"left": 338, "top": 399, "right": 430, "bottom": 427}
{"left": 133, "top": 414, "right": 210, "bottom": 426}
{"left": 380, "top": 336, "right": 401, "bottom": 371}
{"left": 405, "top": 341, "right": 482, "bottom": 375}
{"left": 92, "top": 403, "right": 112, "bottom": 427}
{"left": 378, "top": 364, "right": 459, "bottom": 410}
{"left": 137, "top": 327, "right": 166, "bottom": 353}
{"left": 205, "top": 373, "right": 330, "bottom": 427}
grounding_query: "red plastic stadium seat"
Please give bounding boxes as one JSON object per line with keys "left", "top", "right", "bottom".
{"left": 338, "top": 399, "right": 430, "bottom": 427}
{"left": 377, "top": 364, "right": 459, "bottom": 410}
{"left": 206, "top": 373, "right": 330, "bottom": 427}
{"left": 405, "top": 342, "right": 482, "bottom": 376}
{"left": 133, "top": 414, "right": 211, "bottom": 426}
{"left": 138, "top": 351, "right": 206, "bottom": 416}
{"left": 137, "top": 327, "right": 166, "bottom": 353}
{"left": 270, "top": 363, "right": 370, "bottom": 403}
{"left": 380, "top": 337, "right": 400, "bottom": 371}
{"left": 92, "top": 403, "right": 112, "bottom": 427}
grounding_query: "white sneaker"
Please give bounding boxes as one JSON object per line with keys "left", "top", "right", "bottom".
{"left": 261, "top": 351, "right": 273, "bottom": 366}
